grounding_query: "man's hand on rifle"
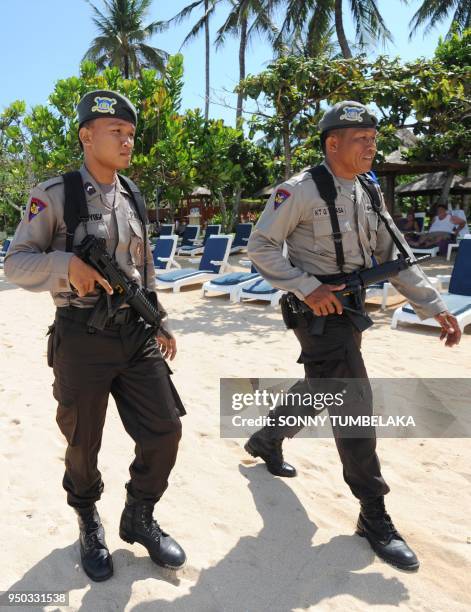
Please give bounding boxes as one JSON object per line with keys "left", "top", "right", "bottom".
{"left": 68, "top": 255, "right": 113, "bottom": 297}
{"left": 304, "top": 283, "right": 346, "bottom": 316}
{"left": 434, "top": 311, "right": 461, "bottom": 347}
{"left": 157, "top": 333, "right": 177, "bottom": 361}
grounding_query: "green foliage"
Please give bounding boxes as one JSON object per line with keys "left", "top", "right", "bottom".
{"left": 238, "top": 40, "right": 470, "bottom": 176}
{"left": 0, "top": 55, "right": 272, "bottom": 231}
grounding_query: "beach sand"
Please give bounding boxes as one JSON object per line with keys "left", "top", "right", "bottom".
{"left": 0, "top": 255, "right": 470, "bottom": 612}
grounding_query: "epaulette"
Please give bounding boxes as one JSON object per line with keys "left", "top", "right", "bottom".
{"left": 39, "top": 176, "right": 64, "bottom": 191}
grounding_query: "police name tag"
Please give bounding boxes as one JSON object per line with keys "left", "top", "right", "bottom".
{"left": 313, "top": 205, "right": 346, "bottom": 218}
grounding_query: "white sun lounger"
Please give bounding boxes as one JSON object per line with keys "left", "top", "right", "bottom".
{"left": 391, "top": 239, "right": 471, "bottom": 333}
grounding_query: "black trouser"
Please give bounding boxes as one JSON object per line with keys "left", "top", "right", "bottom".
{"left": 260, "top": 310, "right": 389, "bottom": 501}
{"left": 50, "top": 307, "right": 185, "bottom": 509}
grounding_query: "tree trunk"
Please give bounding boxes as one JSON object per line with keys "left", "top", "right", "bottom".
{"left": 463, "top": 158, "right": 471, "bottom": 217}
{"left": 231, "top": 185, "right": 242, "bottom": 232}
{"left": 204, "top": 0, "right": 210, "bottom": 120}
{"left": 334, "top": 0, "right": 352, "bottom": 59}
{"left": 282, "top": 121, "right": 292, "bottom": 179}
{"left": 437, "top": 168, "right": 455, "bottom": 208}
{"left": 236, "top": 14, "right": 247, "bottom": 129}
{"left": 217, "top": 190, "right": 228, "bottom": 232}
{"left": 124, "top": 54, "right": 130, "bottom": 79}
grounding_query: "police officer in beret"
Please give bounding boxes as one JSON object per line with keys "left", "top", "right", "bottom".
{"left": 5, "top": 90, "right": 186, "bottom": 580}
{"left": 244, "top": 100, "right": 461, "bottom": 571}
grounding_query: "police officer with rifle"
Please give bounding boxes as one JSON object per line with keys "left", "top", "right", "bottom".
{"left": 5, "top": 90, "right": 186, "bottom": 581}
{"left": 244, "top": 101, "right": 461, "bottom": 571}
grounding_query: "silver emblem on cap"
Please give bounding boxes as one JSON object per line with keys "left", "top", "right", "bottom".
{"left": 91, "top": 96, "right": 117, "bottom": 114}
{"left": 339, "top": 107, "right": 366, "bottom": 122}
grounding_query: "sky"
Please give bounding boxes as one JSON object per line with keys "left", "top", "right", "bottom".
{"left": 0, "top": 0, "right": 454, "bottom": 127}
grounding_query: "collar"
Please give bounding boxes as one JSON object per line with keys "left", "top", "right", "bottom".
{"left": 79, "top": 164, "right": 129, "bottom": 201}
{"left": 322, "top": 160, "right": 356, "bottom": 195}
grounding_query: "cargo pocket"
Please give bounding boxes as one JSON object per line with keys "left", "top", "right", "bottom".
{"left": 46, "top": 322, "right": 62, "bottom": 368}
{"left": 129, "top": 218, "right": 145, "bottom": 267}
{"left": 53, "top": 382, "right": 79, "bottom": 446}
{"left": 46, "top": 323, "right": 55, "bottom": 368}
{"left": 312, "top": 217, "right": 355, "bottom": 257}
{"left": 163, "top": 361, "right": 186, "bottom": 417}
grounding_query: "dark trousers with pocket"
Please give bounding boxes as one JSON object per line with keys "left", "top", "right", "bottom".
{"left": 50, "top": 308, "right": 185, "bottom": 509}
{"left": 262, "top": 311, "right": 390, "bottom": 501}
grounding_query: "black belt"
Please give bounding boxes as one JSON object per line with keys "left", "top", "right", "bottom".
{"left": 56, "top": 306, "right": 139, "bottom": 326}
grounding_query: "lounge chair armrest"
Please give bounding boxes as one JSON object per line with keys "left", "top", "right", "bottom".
{"left": 156, "top": 257, "right": 170, "bottom": 262}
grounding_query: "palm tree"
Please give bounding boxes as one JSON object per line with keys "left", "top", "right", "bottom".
{"left": 277, "top": 0, "right": 393, "bottom": 59}
{"left": 83, "top": 0, "right": 169, "bottom": 79}
{"left": 215, "top": 0, "right": 280, "bottom": 127}
{"left": 409, "top": 0, "right": 471, "bottom": 38}
{"left": 166, "top": 0, "right": 221, "bottom": 120}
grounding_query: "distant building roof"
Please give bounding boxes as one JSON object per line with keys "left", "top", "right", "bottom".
{"left": 396, "top": 172, "right": 471, "bottom": 196}
{"left": 191, "top": 186, "right": 211, "bottom": 196}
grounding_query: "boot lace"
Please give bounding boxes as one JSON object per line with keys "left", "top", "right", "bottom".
{"left": 140, "top": 505, "right": 164, "bottom": 540}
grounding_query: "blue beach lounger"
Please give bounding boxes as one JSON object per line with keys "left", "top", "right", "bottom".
{"left": 230, "top": 223, "right": 252, "bottom": 254}
{"left": 152, "top": 235, "right": 180, "bottom": 270}
{"left": 178, "top": 224, "right": 200, "bottom": 248}
{"left": 156, "top": 234, "right": 233, "bottom": 292}
{"left": 238, "top": 277, "right": 285, "bottom": 306}
{"left": 391, "top": 239, "right": 471, "bottom": 333}
{"left": 177, "top": 224, "right": 221, "bottom": 256}
{"left": 202, "top": 264, "right": 260, "bottom": 302}
{"left": 159, "top": 223, "right": 174, "bottom": 236}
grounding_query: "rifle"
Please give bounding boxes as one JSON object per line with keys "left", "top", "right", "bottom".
{"left": 74, "top": 234, "right": 163, "bottom": 331}
{"left": 283, "top": 254, "right": 430, "bottom": 334}
{"left": 332, "top": 254, "right": 430, "bottom": 331}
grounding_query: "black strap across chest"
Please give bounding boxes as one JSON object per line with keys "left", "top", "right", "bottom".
{"left": 308, "top": 165, "right": 409, "bottom": 270}
{"left": 308, "top": 165, "right": 347, "bottom": 272}
{"left": 62, "top": 171, "right": 149, "bottom": 288}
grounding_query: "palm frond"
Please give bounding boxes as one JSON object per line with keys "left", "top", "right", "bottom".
{"left": 409, "top": 0, "right": 456, "bottom": 38}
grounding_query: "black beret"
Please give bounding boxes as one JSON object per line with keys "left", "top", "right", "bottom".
{"left": 319, "top": 101, "right": 377, "bottom": 135}
{"left": 77, "top": 89, "right": 137, "bottom": 127}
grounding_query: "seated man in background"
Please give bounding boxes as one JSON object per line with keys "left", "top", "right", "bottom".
{"left": 406, "top": 204, "right": 465, "bottom": 254}
{"left": 397, "top": 211, "right": 421, "bottom": 234}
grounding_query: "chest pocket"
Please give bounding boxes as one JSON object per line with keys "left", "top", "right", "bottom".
{"left": 129, "top": 217, "right": 145, "bottom": 267}
{"left": 312, "top": 216, "right": 355, "bottom": 256}
{"left": 366, "top": 212, "right": 378, "bottom": 253}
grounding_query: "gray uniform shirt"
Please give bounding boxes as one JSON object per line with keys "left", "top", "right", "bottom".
{"left": 248, "top": 162, "right": 446, "bottom": 320}
{"left": 4, "top": 165, "right": 172, "bottom": 333}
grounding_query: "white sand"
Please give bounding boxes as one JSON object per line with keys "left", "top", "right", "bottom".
{"left": 0, "top": 255, "right": 470, "bottom": 612}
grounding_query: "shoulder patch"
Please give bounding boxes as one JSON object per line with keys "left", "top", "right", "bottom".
{"left": 274, "top": 189, "right": 291, "bottom": 210}
{"left": 40, "top": 176, "right": 64, "bottom": 191}
{"left": 28, "top": 197, "right": 48, "bottom": 221}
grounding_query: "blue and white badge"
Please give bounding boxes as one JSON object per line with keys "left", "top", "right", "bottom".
{"left": 91, "top": 96, "right": 117, "bottom": 115}
{"left": 339, "top": 106, "right": 365, "bottom": 122}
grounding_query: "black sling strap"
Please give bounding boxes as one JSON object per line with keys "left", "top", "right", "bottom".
{"left": 62, "top": 171, "right": 149, "bottom": 289}
{"left": 356, "top": 174, "right": 411, "bottom": 259}
{"left": 63, "top": 171, "right": 89, "bottom": 253}
{"left": 308, "top": 165, "right": 345, "bottom": 272}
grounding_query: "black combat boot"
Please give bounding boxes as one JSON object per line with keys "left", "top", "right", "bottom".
{"left": 356, "top": 497, "right": 419, "bottom": 571}
{"left": 75, "top": 505, "right": 113, "bottom": 582}
{"left": 244, "top": 431, "right": 297, "bottom": 477}
{"left": 119, "top": 493, "right": 186, "bottom": 569}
